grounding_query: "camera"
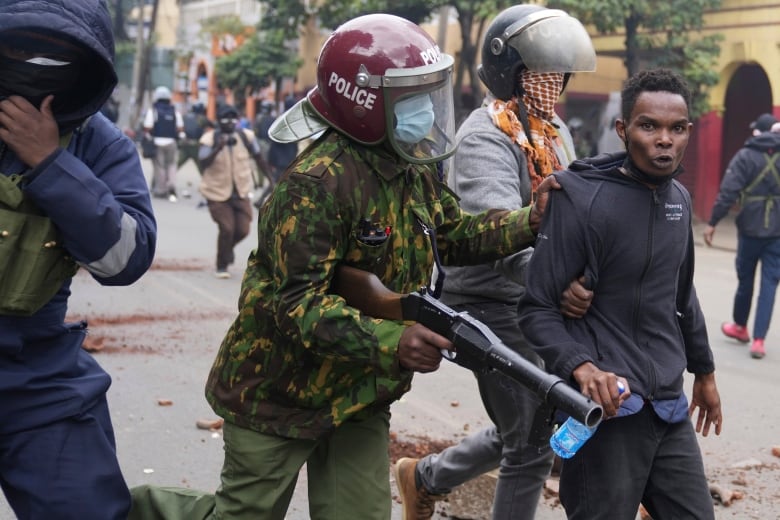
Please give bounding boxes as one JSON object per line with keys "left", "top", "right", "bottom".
{"left": 215, "top": 130, "right": 238, "bottom": 147}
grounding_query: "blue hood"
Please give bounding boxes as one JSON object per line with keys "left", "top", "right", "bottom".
{"left": 0, "top": 0, "right": 117, "bottom": 129}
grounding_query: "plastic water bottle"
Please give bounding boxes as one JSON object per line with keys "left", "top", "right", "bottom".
{"left": 550, "top": 381, "right": 624, "bottom": 459}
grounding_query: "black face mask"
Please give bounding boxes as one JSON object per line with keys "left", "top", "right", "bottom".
{"left": 0, "top": 54, "right": 80, "bottom": 111}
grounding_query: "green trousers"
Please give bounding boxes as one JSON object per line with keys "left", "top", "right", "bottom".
{"left": 129, "top": 411, "right": 392, "bottom": 520}
{"left": 177, "top": 141, "right": 203, "bottom": 175}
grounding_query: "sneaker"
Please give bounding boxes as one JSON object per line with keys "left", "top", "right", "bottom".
{"left": 215, "top": 270, "right": 230, "bottom": 279}
{"left": 721, "top": 322, "right": 750, "bottom": 343}
{"left": 168, "top": 193, "right": 178, "bottom": 203}
{"left": 750, "top": 338, "right": 766, "bottom": 359}
{"left": 394, "top": 457, "right": 446, "bottom": 520}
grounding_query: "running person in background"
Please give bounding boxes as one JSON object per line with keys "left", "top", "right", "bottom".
{"left": 143, "top": 85, "right": 184, "bottom": 201}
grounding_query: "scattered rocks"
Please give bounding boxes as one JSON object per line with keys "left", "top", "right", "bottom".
{"left": 196, "top": 418, "right": 224, "bottom": 431}
{"left": 709, "top": 482, "right": 745, "bottom": 507}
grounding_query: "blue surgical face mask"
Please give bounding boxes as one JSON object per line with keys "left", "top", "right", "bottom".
{"left": 393, "top": 94, "right": 434, "bottom": 144}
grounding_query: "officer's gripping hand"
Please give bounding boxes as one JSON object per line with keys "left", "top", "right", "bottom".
{"left": 529, "top": 174, "right": 562, "bottom": 233}
{"left": 398, "top": 323, "right": 453, "bottom": 373}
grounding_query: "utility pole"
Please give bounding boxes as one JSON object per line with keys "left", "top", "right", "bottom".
{"left": 436, "top": 5, "right": 449, "bottom": 50}
{"left": 128, "top": 0, "right": 146, "bottom": 131}
{"left": 128, "top": 0, "right": 160, "bottom": 131}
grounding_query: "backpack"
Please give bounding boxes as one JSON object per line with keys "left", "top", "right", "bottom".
{"left": 183, "top": 113, "right": 205, "bottom": 140}
{"left": 740, "top": 151, "right": 780, "bottom": 229}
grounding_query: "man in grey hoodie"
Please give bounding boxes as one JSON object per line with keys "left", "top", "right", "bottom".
{"left": 393, "top": 5, "right": 596, "bottom": 519}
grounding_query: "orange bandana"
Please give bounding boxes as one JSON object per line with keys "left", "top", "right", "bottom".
{"left": 521, "top": 71, "right": 563, "bottom": 120}
{"left": 487, "top": 71, "right": 563, "bottom": 203}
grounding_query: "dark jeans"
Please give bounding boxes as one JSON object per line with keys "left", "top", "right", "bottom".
{"left": 559, "top": 405, "right": 713, "bottom": 520}
{"left": 733, "top": 234, "right": 780, "bottom": 339}
{"left": 417, "top": 302, "right": 553, "bottom": 519}
{"left": 206, "top": 197, "right": 253, "bottom": 270}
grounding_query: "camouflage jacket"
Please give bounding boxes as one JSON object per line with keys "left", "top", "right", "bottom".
{"left": 205, "top": 130, "right": 536, "bottom": 439}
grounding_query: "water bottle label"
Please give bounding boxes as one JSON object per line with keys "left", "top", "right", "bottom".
{"left": 550, "top": 382, "right": 623, "bottom": 458}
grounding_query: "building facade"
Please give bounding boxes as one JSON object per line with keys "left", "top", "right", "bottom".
{"left": 163, "top": 1, "right": 780, "bottom": 219}
{"left": 583, "top": 0, "right": 780, "bottom": 219}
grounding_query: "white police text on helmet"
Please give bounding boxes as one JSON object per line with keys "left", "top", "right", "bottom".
{"left": 328, "top": 46, "right": 443, "bottom": 111}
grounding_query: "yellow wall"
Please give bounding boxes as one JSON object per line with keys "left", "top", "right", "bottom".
{"left": 582, "top": 0, "right": 780, "bottom": 113}
{"left": 155, "top": 0, "right": 180, "bottom": 48}
{"left": 704, "top": 1, "right": 780, "bottom": 113}
{"left": 245, "top": 1, "right": 780, "bottom": 115}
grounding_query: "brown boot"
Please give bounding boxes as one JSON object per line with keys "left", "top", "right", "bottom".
{"left": 394, "top": 457, "right": 447, "bottom": 520}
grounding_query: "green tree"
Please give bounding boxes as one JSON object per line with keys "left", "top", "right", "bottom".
{"left": 444, "top": 1, "right": 516, "bottom": 116}
{"left": 547, "top": 0, "right": 723, "bottom": 119}
{"left": 204, "top": 13, "right": 302, "bottom": 109}
{"left": 285, "top": 0, "right": 517, "bottom": 115}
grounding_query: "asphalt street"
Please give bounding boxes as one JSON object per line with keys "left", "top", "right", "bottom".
{"left": 1, "top": 159, "right": 778, "bottom": 519}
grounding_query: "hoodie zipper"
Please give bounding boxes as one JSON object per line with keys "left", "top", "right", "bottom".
{"left": 632, "top": 189, "right": 659, "bottom": 400}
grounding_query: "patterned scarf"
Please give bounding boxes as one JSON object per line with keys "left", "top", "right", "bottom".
{"left": 488, "top": 71, "right": 566, "bottom": 200}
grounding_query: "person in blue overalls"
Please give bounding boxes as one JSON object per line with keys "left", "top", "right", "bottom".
{"left": 0, "top": 1, "right": 157, "bottom": 518}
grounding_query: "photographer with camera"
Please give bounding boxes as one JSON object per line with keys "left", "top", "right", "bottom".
{"left": 198, "top": 104, "right": 268, "bottom": 278}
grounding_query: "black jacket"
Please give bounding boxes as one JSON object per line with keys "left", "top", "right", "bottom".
{"left": 709, "top": 131, "right": 780, "bottom": 238}
{"left": 519, "top": 152, "right": 714, "bottom": 402}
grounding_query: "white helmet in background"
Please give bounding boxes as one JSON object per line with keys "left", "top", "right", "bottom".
{"left": 152, "top": 86, "right": 172, "bottom": 102}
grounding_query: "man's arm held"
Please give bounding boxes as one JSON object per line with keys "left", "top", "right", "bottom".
{"left": 528, "top": 173, "right": 562, "bottom": 234}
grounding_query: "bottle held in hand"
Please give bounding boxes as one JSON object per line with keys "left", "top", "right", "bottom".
{"left": 550, "top": 381, "right": 625, "bottom": 458}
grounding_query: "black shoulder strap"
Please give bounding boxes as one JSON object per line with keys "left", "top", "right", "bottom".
{"left": 236, "top": 128, "right": 254, "bottom": 154}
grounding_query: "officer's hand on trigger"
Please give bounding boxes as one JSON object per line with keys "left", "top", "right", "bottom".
{"left": 398, "top": 323, "right": 453, "bottom": 373}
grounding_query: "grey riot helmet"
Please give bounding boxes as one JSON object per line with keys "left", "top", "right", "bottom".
{"left": 478, "top": 5, "right": 596, "bottom": 101}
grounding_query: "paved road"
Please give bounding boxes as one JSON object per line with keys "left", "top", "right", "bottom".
{"left": 1, "top": 160, "right": 778, "bottom": 519}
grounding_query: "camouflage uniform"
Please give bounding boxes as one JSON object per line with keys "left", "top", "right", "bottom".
{"left": 205, "top": 129, "right": 537, "bottom": 439}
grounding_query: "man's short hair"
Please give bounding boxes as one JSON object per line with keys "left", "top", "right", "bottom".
{"left": 620, "top": 68, "right": 691, "bottom": 122}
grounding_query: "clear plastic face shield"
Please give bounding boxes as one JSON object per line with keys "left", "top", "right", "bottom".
{"left": 382, "top": 54, "right": 456, "bottom": 164}
{"left": 268, "top": 95, "right": 329, "bottom": 143}
{"left": 491, "top": 10, "right": 596, "bottom": 73}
